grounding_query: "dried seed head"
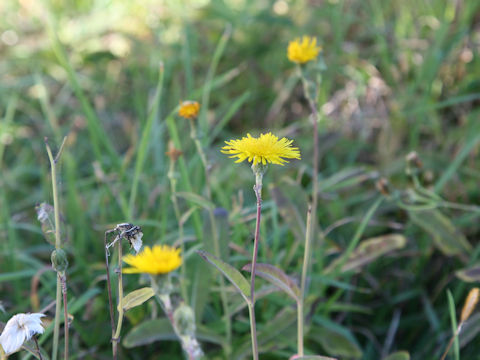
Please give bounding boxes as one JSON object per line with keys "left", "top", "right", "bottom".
{"left": 165, "top": 141, "right": 183, "bottom": 162}
{"left": 376, "top": 177, "right": 391, "bottom": 196}
{"left": 461, "top": 287, "right": 480, "bottom": 323}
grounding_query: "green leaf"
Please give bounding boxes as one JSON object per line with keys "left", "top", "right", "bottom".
{"left": 293, "top": 356, "right": 337, "bottom": 360}
{"left": 197, "top": 250, "right": 251, "bottom": 303}
{"left": 325, "top": 198, "right": 383, "bottom": 276}
{"left": 409, "top": 209, "right": 472, "bottom": 257}
{"left": 123, "top": 319, "right": 226, "bottom": 348}
{"left": 123, "top": 318, "right": 175, "bottom": 348}
{"left": 447, "top": 289, "right": 460, "bottom": 360}
{"left": 242, "top": 263, "right": 300, "bottom": 301}
{"left": 325, "top": 234, "right": 406, "bottom": 274}
{"left": 176, "top": 191, "right": 215, "bottom": 210}
{"left": 383, "top": 351, "right": 410, "bottom": 360}
{"left": 455, "top": 265, "right": 480, "bottom": 282}
{"left": 313, "top": 328, "right": 362, "bottom": 358}
{"left": 118, "top": 287, "right": 155, "bottom": 312}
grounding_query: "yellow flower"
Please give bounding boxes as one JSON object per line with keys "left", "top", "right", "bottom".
{"left": 178, "top": 101, "right": 200, "bottom": 119}
{"left": 221, "top": 132, "right": 301, "bottom": 166}
{"left": 287, "top": 36, "right": 321, "bottom": 64}
{"left": 123, "top": 245, "right": 182, "bottom": 275}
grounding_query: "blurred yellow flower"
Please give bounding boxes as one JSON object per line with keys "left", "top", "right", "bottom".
{"left": 178, "top": 101, "right": 200, "bottom": 119}
{"left": 221, "top": 132, "right": 301, "bottom": 166}
{"left": 287, "top": 36, "right": 321, "bottom": 64}
{"left": 123, "top": 245, "right": 182, "bottom": 275}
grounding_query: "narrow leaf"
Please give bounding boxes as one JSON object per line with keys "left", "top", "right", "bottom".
{"left": 197, "top": 250, "right": 251, "bottom": 302}
{"left": 118, "top": 287, "right": 155, "bottom": 312}
{"left": 456, "top": 265, "right": 480, "bottom": 282}
{"left": 312, "top": 328, "right": 362, "bottom": 358}
{"left": 123, "top": 318, "right": 175, "bottom": 348}
{"left": 382, "top": 351, "right": 410, "bottom": 360}
{"left": 123, "top": 319, "right": 226, "bottom": 348}
{"left": 447, "top": 289, "right": 460, "bottom": 360}
{"left": 177, "top": 192, "right": 215, "bottom": 210}
{"left": 292, "top": 356, "right": 337, "bottom": 360}
{"left": 409, "top": 209, "right": 471, "bottom": 257}
{"left": 325, "top": 234, "right": 406, "bottom": 274}
{"left": 242, "top": 263, "right": 300, "bottom": 301}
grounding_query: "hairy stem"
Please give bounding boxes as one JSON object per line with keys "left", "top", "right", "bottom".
{"left": 249, "top": 172, "right": 263, "bottom": 360}
{"left": 46, "top": 138, "right": 67, "bottom": 360}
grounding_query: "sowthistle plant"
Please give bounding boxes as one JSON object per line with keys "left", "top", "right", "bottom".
{"left": 288, "top": 35, "right": 322, "bottom": 356}
{"left": 200, "top": 132, "right": 300, "bottom": 360}
{"left": 122, "top": 245, "right": 203, "bottom": 359}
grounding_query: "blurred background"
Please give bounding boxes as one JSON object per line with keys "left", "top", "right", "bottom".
{"left": 1, "top": 0, "right": 480, "bottom": 359}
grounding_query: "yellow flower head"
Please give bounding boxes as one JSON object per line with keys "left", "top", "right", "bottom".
{"left": 221, "top": 132, "right": 301, "bottom": 166}
{"left": 287, "top": 36, "right": 321, "bottom": 64}
{"left": 123, "top": 245, "right": 182, "bottom": 275}
{"left": 178, "top": 100, "right": 200, "bottom": 119}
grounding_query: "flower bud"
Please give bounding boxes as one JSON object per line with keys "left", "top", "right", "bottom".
{"left": 405, "top": 151, "right": 422, "bottom": 176}
{"left": 51, "top": 248, "right": 68, "bottom": 274}
{"left": 173, "top": 303, "right": 196, "bottom": 337}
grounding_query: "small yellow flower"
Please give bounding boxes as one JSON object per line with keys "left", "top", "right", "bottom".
{"left": 178, "top": 101, "right": 200, "bottom": 119}
{"left": 221, "top": 132, "right": 301, "bottom": 166}
{"left": 123, "top": 245, "right": 182, "bottom": 275}
{"left": 287, "top": 36, "right": 321, "bottom": 64}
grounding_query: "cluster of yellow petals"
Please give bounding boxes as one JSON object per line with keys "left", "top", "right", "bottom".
{"left": 221, "top": 132, "right": 301, "bottom": 166}
{"left": 287, "top": 36, "right": 321, "bottom": 64}
{"left": 178, "top": 100, "right": 200, "bottom": 119}
{"left": 123, "top": 245, "right": 182, "bottom": 275}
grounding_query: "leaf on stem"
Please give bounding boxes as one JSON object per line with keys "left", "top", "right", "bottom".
{"left": 118, "top": 287, "right": 155, "bottom": 312}
{"left": 197, "top": 250, "right": 251, "bottom": 303}
{"left": 409, "top": 209, "right": 471, "bottom": 257}
{"left": 324, "top": 234, "right": 406, "bottom": 274}
{"left": 242, "top": 263, "right": 300, "bottom": 301}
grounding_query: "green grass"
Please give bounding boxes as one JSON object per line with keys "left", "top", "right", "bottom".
{"left": 1, "top": 0, "right": 480, "bottom": 359}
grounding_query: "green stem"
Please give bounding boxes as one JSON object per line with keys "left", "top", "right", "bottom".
{"left": 46, "top": 139, "right": 67, "bottom": 360}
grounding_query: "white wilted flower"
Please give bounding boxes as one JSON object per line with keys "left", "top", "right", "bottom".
{"left": 130, "top": 231, "right": 143, "bottom": 254}
{"left": 0, "top": 313, "right": 45, "bottom": 355}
